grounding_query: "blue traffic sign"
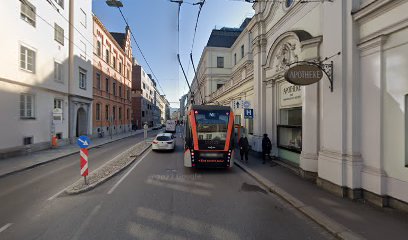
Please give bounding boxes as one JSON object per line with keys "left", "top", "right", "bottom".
{"left": 243, "top": 101, "right": 251, "bottom": 109}
{"left": 244, "top": 109, "right": 254, "bottom": 119}
{"left": 77, "top": 135, "right": 91, "bottom": 148}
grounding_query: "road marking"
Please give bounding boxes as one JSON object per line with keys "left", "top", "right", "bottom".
{"left": 48, "top": 187, "right": 67, "bottom": 201}
{"left": 107, "top": 149, "right": 151, "bottom": 195}
{"left": 0, "top": 223, "right": 12, "bottom": 233}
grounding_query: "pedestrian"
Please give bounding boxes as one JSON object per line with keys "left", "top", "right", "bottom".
{"left": 262, "top": 133, "right": 272, "bottom": 164}
{"left": 238, "top": 134, "right": 250, "bottom": 163}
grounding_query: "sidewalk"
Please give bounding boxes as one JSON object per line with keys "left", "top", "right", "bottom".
{"left": 234, "top": 152, "right": 408, "bottom": 240}
{"left": 0, "top": 129, "right": 152, "bottom": 178}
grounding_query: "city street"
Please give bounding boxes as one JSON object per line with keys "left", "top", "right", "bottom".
{"left": 0, "top": 129, "right": 333, "bottom": 240}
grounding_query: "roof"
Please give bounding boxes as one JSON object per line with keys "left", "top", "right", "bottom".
{"left": 206, "top": 17, "right": 252, "bottom": 48}
{"left": 206, "top": 29, "right": 242, "bottom": 48}
{"left": 110, "top": 32, "right": 126, "bottom": 50}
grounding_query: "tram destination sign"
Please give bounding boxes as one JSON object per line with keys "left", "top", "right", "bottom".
{"left": 284, "top": 64, "right": 323, "bottom": 86}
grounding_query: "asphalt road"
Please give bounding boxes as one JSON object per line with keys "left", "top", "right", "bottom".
{"left": 0, "top": 128, "right": 334, "bottom": 240}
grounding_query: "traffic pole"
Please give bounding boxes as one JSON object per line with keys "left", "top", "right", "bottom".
{"left": 80, "top": 148, "right": 89, "bottom": 185}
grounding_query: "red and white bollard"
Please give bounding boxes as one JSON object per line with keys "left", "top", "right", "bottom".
{"left": 80, "top": 148, "right": 89, "bottom": 184}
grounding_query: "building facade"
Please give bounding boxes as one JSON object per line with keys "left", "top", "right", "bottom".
{"left": 194, "top": 0, "right": 408, "bottom": 208}
{"left": 92, "top": 15, "right": 132, "bottom": 138}
{"left": 131, "top": 64, "right": 158, "bottom": 128}
{"left": 0, "top": 0, "right": 92, "bottom": 157}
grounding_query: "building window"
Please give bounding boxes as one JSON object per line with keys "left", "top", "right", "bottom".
{"left": 127, "top": 69, "right": 130, "bottom": 79}
{"left": 143, "top": 83, "right": 146, "bottom": 89}
{"left": 105, "top": 78, "right": 109, "bottom": 92}
{"left": 96, "top": 103, "right": 101, "bottom": 121}
{"left": 278, "top": 107, "right": 302, "bottom": 153}
{"left": 285, "top": 0, "right": 294, "bottom": 8}
{"left": 127, "top": 108, "right": 130, "bottom": 120}
{"left": 142, "top": 111, "right": 145, "bottom": 117}
{"left": 406, "top": 95, "right": 408, "bottom": 167}
{"left": 119, "top": 62, "right": 122, "bottom": 74}
{"left": 247, "top": 118, "right": 253, "bottom": 135}
{"left": 113, "top": 82, "right": 116, "bottom": 96}
{"left": 21, "top": 0, "right": 36, "bottom": 27}
{"left": 119, "top": 85, "right": 122, "bottom": 98}
{"left": 217, "top": 84, "right": 223, "bottom": 90}
{"left": 119, "top": 107, "right": 122, "bottom": 120}
{"left": 80, "top": 8, "right": 86, "bottom": 28}
{"left": 80, "top": 41, "right": 86, "bottom": 60}
{"left": 54, "top": 0, "right": 64, "bottom": 8}
{"left": 23, "top": 136, "right": 33, "bottom": 145}
{"left": 105, "top": 105, "right": 109, "bottom": 120}
{"left": 54, "top": 98, "right": 63, "bottom": 109}
{"left": 96, "top": 41, "right": 101, "bottom": 57}
{"left": 56, "top": 133, "right": 62, "bottom": 139}
{"left": 235, "top": 115, "right": 241, "bottom": 125}
{"left": 54, "top": 61, "right": 63, "bottom": 83}
{"left": 112, "top": 106, "right": 116, "bottom": 120}
{"left": 217, "top": 56, "right": 224, "bottom": 68}
{"left": 105, "top": 49, "right": 110, "bottom": 64}
{"left": 20, "top": 93, "right": 35, "bottom": 119}
{"left": 234, "top": 53, "right": 237, "bottom": 65}
{"left": 79, "top": 68, "right": 87, "bottom": 89}
{"left": 241, "top": 45, "right": 244, "bottom": 59}
{"left": 96, "top": 72, "right": 101, "bottom": 89}
{"left": 127, "top": 89, "right": 130, "bottom": 100}
{"left": 54, "top": 23, "right": 64, "bottom": 45}
{"left": 20, "top": 45, "right": 36, "bottom": 73}
{"left": 113, "top": 56, "right": 116, "bottom": 69}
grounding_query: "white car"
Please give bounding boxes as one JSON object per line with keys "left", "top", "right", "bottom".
{"left": 152, "top": 133, "right": 175, "bottom": 151}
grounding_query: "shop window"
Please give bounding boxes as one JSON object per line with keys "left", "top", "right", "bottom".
{"left": 23, "top": 136, "right": 33, "bottom": 145}
{"left": 406, "top": 95, "right": 408, "bottom": 167}
{"left": 278, "top": 107, "right": 302, "bottom": 153}
{"left": 247, "top": 118, "right": 253, "bottom": 135}
{"left": 56, "top": 133, "right": 62, "bottom": 139}
{"left": 235, "top": 115, "right": 241, "bottom": 125}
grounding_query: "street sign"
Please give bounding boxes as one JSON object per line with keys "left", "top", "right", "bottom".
{"left": 77, "top": 135, "right": 91, "bottom": 148}
{"left": 80, "top": 148, "right": 89, "bottom": 177}
{"left": 244, "top": 109, "right": 254, "bottom": 119}
{"left": 243, "top": 101, "right": 251, "bottom": 108}
{"left": 231, "top": 100, "right": 244, "bottom": 109}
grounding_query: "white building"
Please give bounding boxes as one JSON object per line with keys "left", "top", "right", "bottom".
{"left": 0, "top": 0, "right": 92, "bottom": 158}
{"left": 195, "top": 0, "right": 408, "bottom": 209}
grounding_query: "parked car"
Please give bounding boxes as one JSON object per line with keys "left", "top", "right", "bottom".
{"left": 152, "top": 133, "right": 175, "bottom": 151}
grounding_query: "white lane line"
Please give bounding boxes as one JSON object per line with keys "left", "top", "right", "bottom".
{"left": 107, "top": 149, "right": 151, "bottom": 195}
{"left": 0, "top": 223, "right": 13, "bottom": 233}
{"left": 47, "top": 187, "right": 67, "bottom": 201}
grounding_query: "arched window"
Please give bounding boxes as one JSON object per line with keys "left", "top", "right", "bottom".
{"left": 285, "top": 0, "right": 294, "bottom": 8}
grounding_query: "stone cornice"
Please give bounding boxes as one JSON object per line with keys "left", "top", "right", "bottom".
{"left": 353, "top": 0, "right": 405, "bottom": 23}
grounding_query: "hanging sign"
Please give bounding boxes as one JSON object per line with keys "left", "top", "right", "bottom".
{"left": 284, "top": 64, "right": 323, "bottom": 86}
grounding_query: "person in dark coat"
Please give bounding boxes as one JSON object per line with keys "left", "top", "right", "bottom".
{"left": 238, "top": 134, "right": 250, "bottom": 163}
{"left": 262, "top": 133, "right": 272, "bottom": 164}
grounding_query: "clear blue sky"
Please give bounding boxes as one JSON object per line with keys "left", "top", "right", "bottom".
{"left": 92, "top": 0, "right": 254, "bottom": 108}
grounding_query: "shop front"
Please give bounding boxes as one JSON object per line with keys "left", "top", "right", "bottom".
{"left": 277, "top": 81, "right": 302, "bottom": 165}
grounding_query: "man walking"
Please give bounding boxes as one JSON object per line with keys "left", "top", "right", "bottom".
{"left": 238, "top": 134, "right": 250, "bottom": 163}
{"left": 262, "top": 133, "right": 272, "bottom": 164}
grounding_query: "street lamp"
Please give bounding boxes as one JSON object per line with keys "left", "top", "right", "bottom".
{"left": 106, "top": 0, "right": 123, "bottom": 7}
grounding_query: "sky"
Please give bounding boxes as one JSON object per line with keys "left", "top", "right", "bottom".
{"left": 92, "top": 0, "right": 254, "bottom": 108}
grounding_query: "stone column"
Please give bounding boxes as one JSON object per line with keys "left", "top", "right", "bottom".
{"left": 251, "top": 35, "right": 267, "bottom": 152}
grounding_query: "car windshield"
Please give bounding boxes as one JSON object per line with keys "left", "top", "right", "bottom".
{"left": 156, "top": 136, "right": 171, "bottom": 141}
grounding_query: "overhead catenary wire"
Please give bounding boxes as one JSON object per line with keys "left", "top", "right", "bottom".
{"left": 114, "top": 5, "right": 167, "bottom": 96}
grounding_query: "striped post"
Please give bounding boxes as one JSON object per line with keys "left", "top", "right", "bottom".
{"left": 80, "top": 148, "right": 89, "bottom": 184}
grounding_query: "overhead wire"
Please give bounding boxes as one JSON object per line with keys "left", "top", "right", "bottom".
{"left": 114, "top": 5, "right": 167, "bottom": 96}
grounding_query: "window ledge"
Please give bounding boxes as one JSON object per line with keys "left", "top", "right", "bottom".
{"left": 20, "top": 117, "right": 36, "bottom": 120}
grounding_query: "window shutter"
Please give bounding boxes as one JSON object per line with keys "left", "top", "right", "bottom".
{"left": 20, "top": 95, "right": 25, "bottom": 117}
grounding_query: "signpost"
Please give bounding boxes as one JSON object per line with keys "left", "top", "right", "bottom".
{"left": 77, "top": 135, "right": 91, "bottom": 184}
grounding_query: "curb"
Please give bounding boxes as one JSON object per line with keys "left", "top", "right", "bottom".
{"left": 65, "top": 143, "right": 151, "bottom": 195}
{"left": 234, "top": 160, "right": 365, "bottom": 240}
{"left": 0, "top": 131, "right": 149, "bottom": 179}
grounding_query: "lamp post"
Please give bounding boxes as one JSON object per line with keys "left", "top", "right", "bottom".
{"left": 106, "top": 0, "right": 123, "bottom": 7}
